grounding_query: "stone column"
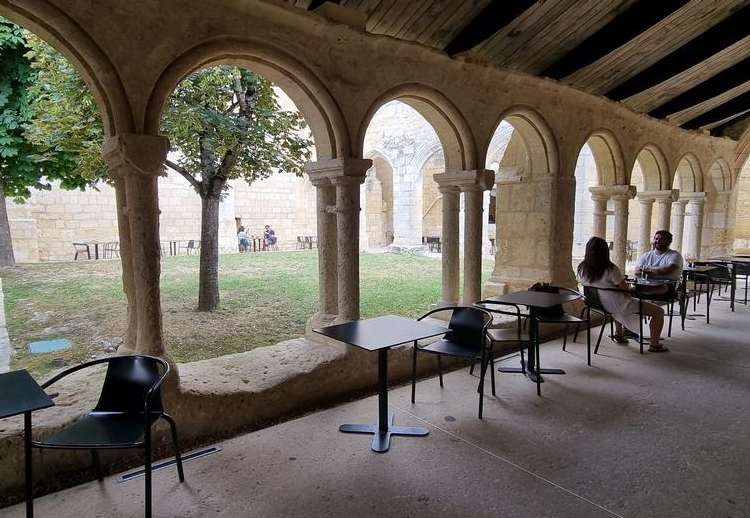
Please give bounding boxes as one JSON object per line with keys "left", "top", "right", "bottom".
{"left": 654, "top": 189, "right": 679, "bottom": 233}
{"left": 684, "top": 193, "right": 707, "bottom": 260}
{"left": 102, "top": 134, "right": 168, "bottom": 357}
{"left": 305, "top": 167, "right": 338, "bottom": 325}
{"left": 608, "top": 185, "right": 636, "bottom": 272}
{"left": 671, "top": 199, "right": 689, "bottom": 253}
{"left": 462, "top": 188, "right": 485, "bottom": 304}
{"left": 588, "top": 188, "right": 609, "bottom": 239}
{"left": 636, "top": 195, "right": 654, "bottom": 257}
{"left": 306, "top": 158, "right": 371, "bottom": 322}
{"left": 437, "top": 184, "right": 460, "bottom": 305}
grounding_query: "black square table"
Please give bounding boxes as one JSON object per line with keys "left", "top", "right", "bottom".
{"left": 0, "top": 369, "right": 55, "bottom": 517}
{"left": 314, "top": 315, "right": 447, "bottom": 452}
{"left": 485, "top": 290, "right": 580, "bottom": 396}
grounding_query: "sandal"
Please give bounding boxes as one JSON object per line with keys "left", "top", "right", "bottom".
{"left": 612, "top": 335, "right": 629, "bottom": 344}
{"left": 648, "top": 345, "right": 669, "bottom": 353}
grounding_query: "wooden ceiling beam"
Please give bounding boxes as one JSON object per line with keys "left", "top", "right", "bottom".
{"left": 607, "top": 4, "right": 750, "bottom": 101}
{"left": 443, "top": 0, "right": 536, "bottom": 56}
{"left": 681, "top": 90, "right": 750, "bottom": 130}
{"left": 542, "top": 0, "right": 688, "bottom": 80}
{"left": 649, "top": 56, "right": 750, "bottom": 118}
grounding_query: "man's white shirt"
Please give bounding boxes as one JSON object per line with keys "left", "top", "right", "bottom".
{"left": 636, "top": 249, "right": 684, "bottom": 280}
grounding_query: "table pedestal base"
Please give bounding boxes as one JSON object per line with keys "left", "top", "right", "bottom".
{"left": 339, "top": 414, "right": 429, "bottom": 453}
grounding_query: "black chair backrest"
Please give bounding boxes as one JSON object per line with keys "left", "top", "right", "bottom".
{"left": 734, "top": 262, "right": 750, "bottom": 275}
{"left": 529, "top": 283, "right": 566, "bottom": 318}
{"left": 444, "top": 307, "right": 487, "bottom": 350}
{"left": 94, "top": 356, "right": 166, "bottom": 414}
{"left": 582, "top": 285, "right": 606, "bottom": 313}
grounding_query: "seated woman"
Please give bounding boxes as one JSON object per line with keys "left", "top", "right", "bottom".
{"left": 577, "top": 236, "right": 667, "bottom": 352}
{"left": 237, "top": 226, "right": 250, "bottom": 253}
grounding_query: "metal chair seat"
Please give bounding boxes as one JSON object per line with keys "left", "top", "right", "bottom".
{"left": 486, "top": 327, "right": 531, "bottom": 343}
{"left": 34, "top": 411, "right": 161, "bottom": 449}
{"left": 418, "top": 338, "right": 481, "bottom": 359}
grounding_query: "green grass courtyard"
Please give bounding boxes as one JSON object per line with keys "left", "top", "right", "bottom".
{"left": 0, "top": 251, "right": 493, "bottom": 377}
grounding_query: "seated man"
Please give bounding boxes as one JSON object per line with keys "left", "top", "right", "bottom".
{"left": 635, "top": 230, "right": 684, "bottom": 281}
{"left": 263, "top": 224, "right": 277, "bottom": 249}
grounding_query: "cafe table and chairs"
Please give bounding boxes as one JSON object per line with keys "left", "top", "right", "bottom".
{"left": 313, "top": 315, "right": 447, "bottom": 452}
{"left": 480, "top": 289, "right": 581, "bottom": 396}
{"left": 0, "top": 369, "right": 55, "bottom": 517}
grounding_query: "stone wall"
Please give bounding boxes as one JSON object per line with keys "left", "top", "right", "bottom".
{"left": 733, "top": 159, "right": 750, "bottom": 253}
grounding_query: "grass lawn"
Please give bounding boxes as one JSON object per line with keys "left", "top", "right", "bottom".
{"left": 1, "top": 251, "right": 493, "bottom": 377}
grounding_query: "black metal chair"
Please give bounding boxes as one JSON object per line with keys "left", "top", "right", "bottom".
{"left": 32, "top": 355, "right": 184, "bottom": 518}
{"left": 735, "top": 262, "right": 750, "bottom": 306}
{"left": 529, "top": 285, "right": 590, "bottom": 365}
{"left": 635, "top": 280, "right": 680, "bottom": 337}
{"left": 579, "top": 285, "right": 648, "bottom": 354}
{"left": 473, "top": 300, "right": 532, "bottom": 374}
{"left": 411, "top": 306, "right": 493, "bottom": 418}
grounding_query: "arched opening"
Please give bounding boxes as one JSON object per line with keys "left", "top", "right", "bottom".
{"left": 627, "top": 145, "right": 669, "bottom": 268}
{"left": 734, "top": 157, "right": 750, "bottom": 253}
{"left": 702, "top": 158, "right": 733, "bottom": 258}
{"left": 484, "top": 109, "right": 564, "bottom": 293}
{"left": 363, "top": 152, "right": 395, "bottom": 248}
{"left": 361, "top": 100, "right": 443, "bottom": 248}
{"left": 670, "top": 154, "right": 702, "bottom": 253}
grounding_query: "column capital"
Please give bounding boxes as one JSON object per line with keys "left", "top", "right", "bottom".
{"left": 590, "top": 184, "right": 636, "bottom": 200}
{"left": 435, "top": 169, "right": 494, "bottom": 191}
{"left": 102, "top": 134, "right": 169, "bottom": 178}
{"left": 682, "top": 191, "right": 707, "bottom": 204}
{"left": 638, "top": 189, "right": 679, "bottom": 202}
{"left": 305, "top": 157, "right": 372, "bottom": 186}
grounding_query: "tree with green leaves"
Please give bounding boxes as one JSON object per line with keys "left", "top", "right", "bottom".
{"left": 0, "top": 19, "right": 102, "bottom": 266}
{"left": 162, "top": 65, "right": 312, "bottom": 310}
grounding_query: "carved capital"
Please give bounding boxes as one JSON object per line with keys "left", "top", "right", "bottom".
{"left": 435, "top": 169, "right": 494, "bottom": 192}
{"left": 102, "top": 134, "right": 169, "bottom": 178}
{"left": 305, "top": 157, "right": 372, "bottom": 186}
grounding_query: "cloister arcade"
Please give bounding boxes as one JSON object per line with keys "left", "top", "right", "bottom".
{"left": 1, "top": 0, "right": 749, "bottom": 512}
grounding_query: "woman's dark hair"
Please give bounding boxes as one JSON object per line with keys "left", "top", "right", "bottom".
{"left": 577, "top": 236, "right": 616, "bottom": 282}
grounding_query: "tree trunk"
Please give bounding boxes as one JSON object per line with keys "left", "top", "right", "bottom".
{"left": 0, "top": 181, "right": 16, "bottom": 267}
{"left": 198, "top": 193, "right": 221, "bottom": 310}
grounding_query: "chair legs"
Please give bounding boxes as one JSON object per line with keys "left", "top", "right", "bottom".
{"left": 144, "top": 424, "right": 152, "bottom": 518}
{"left": 410, "top": 341, "right": 418, "bottom": 404}
{"left": 162, "top": 414, "right": 185, "bottom": 482}
{"left": 437, "top": 355, "right": 443, "bottom": 387}
{"left": 91, "top": 450, "right": 103, "bottom": 481}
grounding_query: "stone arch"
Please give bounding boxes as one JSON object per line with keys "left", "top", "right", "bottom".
{"left": 0, "top": 2, "right": 132, "bottom": 134}
{"left": 485, "top": 106, "right": 559, "bottom": 179}
{"left": 580, "top": 129, "right": 625, "bottom": 186}
{"left": 632, "top": 144, "right": 669, "bottom": 190}
{"left": 708, "top": 158, "right": 732, "bottom": 192}
{"left": 673, "top": 153, "right": 703, "bottom": 192}
{"left": 144, "top": 38, "right": 350, "bottom": 160}
{"left": 357, "top": 83, "right": 476, "bottom": 170}
{"left": 363, "top": 150, "right": 394, "bottom": 247}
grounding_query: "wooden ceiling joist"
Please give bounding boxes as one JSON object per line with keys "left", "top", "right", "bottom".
{"left": 443, "top": 0, "right": 536, "bottom": 56}
{"left": 649, "top": 56, "right": 750, "bottom": 119}
{"left": 607, "top": 4, "right": 750, "bottom": 101}
{"left": 682, "top": 90, "right": 750, "bottom": 130}
{"left": 541, "top": 0, "right": 688, "bottom": 80}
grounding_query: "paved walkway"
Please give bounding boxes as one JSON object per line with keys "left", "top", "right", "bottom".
{"left": 0, "top": 278, "right": 10, "bottom": 373}
{"left": 2, "top": 300, "right": 749, "bottom": 517}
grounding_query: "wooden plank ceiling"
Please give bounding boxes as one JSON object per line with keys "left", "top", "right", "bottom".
{"left": 288, "top": 0, "right": 750, "bottom": 140}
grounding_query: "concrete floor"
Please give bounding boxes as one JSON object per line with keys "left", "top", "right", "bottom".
{"left": 2, "top": 301, "right": 749, "bottom": 518}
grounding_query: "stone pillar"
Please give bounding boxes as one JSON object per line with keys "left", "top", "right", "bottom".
{"left": 684, "top": 193, "right": 707, "bottom": 260}
{"left": 462, "top": 188, "right": 484, "bottom": 304}
{"left": 102, "top": 134, "right": 168, "bottom": 357}
{"left": 588, "top": 188, "right": 609, "bottom": 239}
{"left": 608, "top": 185, "right": 636, "bottom": 272}
{"left": 654, "top": 189, "right": 679, "bottom": 233}
{"left": 305, "top": 168, "right": 338, "bottom": 325}
{"left": 305, "top": 158, "right": 371, "bottom": 322}
{"left": 636, "top": 195, "right": 654, "bottom": 257}
{"left": 437, "top": 184, "right": 460, "bottom": 305}
{"left": 671, "top": 199, "right": 689, "bottom": 253}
